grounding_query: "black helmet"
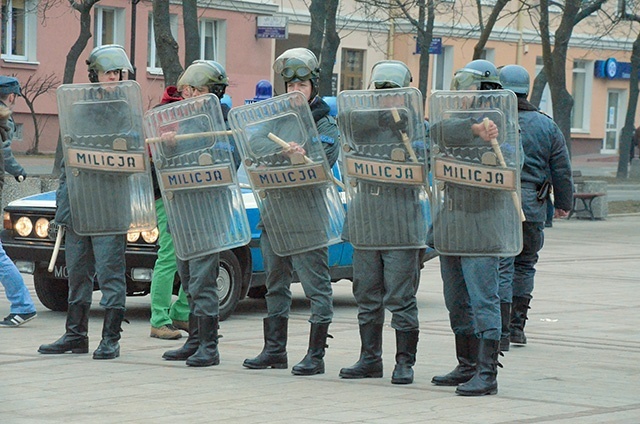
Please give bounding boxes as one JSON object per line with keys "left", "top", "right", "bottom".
{"left": 499, "top": 64, "right": 530, "bottom": 96}
{"left": 86, "top": 44, "right": 133, "bottom": 82}
{"left": 451, "top": 59, "right": 501, "bottom": 91}
{"left": 177, "top": 60, "right": 229, "bottom": 98}
{"left": 369, "top": 60, "right": 412, "bottom": 89}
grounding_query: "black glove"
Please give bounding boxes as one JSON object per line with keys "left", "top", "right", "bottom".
{"left": 15, "top": 171, "right": 27, "bottom": 182}
{"left": 379, "top": 110, "right": 408, "bottom": 132}
{"left": 48, "top": 220, "right": 64, "bottom": 241}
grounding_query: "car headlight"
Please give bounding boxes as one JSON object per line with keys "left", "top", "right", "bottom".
{"left": 15, "top": 217, "right": 33, "bottom": 237}
{"left": 127, "top": 232, "right": 140, "bottom": 243}
{"left": 34, "top": 218, "right": 50, "bottom": 238}
{"left": 141, "top": 227, "right": 159, "bottom": 244}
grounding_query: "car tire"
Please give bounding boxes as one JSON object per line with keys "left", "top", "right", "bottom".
{"left": 218, "top": 250, "right": 242, "bottom": 321}
{"left": 33, "top": 270, "right": 69, "bottom": 312}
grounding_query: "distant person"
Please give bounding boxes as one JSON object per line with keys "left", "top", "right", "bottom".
{"left": 0, "top": 75, "right": 37, "bottom": 328}
{"left": 631, "top": 126, "right": 640, "bottom": 163}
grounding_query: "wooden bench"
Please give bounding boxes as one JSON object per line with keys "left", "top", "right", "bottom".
{"left": 568, "top": 170, "right": 606, "bottom": 220}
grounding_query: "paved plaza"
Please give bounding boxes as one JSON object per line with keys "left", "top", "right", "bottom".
{"left": 1, "top": 213, "right": 639, "bottom": 423}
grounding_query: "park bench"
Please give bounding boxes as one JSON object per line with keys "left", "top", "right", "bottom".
{"left": 568, "top": 170, "right": 606, "bottom": 220}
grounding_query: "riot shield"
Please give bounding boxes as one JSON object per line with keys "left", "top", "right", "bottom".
{"left": 429, "top": 89, "right": 522, "bottom": 256}
{"left": 337, "top": 87, "right": 429, "bottom": 249}
{"left": 228, "top": 91, "right": 344, "bottom": 256}
{"left": 144, "top": 94, "right": 250, "bottom": 260}
{"left": 57, "top": 81, "right": 155, "bottom": 235}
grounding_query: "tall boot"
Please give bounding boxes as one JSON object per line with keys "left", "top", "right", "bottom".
{"left": 510, "top": 296, "right": 531, "bottom": 345}
{"left": 186, "top": 316, "right": 219, "bottom": 367}
{"left": 500, "top": 303, "right": 511, "bottom": 352}
{"left": 243, "top": 316, "right": 288, "bottom": 369}
{"left": 431, "top": 334, "right": 479, "bottom": 386}
{"left": 38, "top": 303, "right": 90, "bottom": 354}
{"left": 456, "top": 338, "right": 500, "bottom": 396}
{"left": 93, "top": 308, "right": 125, "bottom": 360}
{"left": 391, "top": 329, "right": 419, "bottom": 385}
{"left": 291, "top": 323, "right": 331, "bottom": 376}
{"left": 339, "top": 323, "right": 383, "bottom": 379}
{"left": 163, "top": 314, "right": 199, "bottom": 361}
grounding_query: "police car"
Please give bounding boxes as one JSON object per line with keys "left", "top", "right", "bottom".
{"left": 1, "top": 171, "right": 355, "bottom": 321}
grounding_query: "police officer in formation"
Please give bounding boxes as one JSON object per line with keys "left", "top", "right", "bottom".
{"left": 39, "top": 45, "right": 134, "bottom": 359}
{"left": 159, "top": 60, "right": 237, "bottom": 367}
{"left": 242, "top": 48, "right": 340, "bottom": 376}
{"left": 338, "top": 61, "right": 426, "bottom": 385}
{"left": 429, "top": 60, "right": 506, "bottom": 396}
{"left": 497, "top": 65, "right": 573, "bottom": 350}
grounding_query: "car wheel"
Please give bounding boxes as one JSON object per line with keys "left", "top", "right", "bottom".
{"left": 247, "top": 285, "right": 267, "bottom": 299}
{"left": 218, "top": 250, "right": 242, "bottom": 321}
{"left": 33, "top": 270, "right": 69, "bottom": 312}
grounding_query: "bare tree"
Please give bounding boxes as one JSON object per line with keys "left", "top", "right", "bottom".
{"left": 532, "top": 0, "right": 607, "bottom": 157}
{"left": 472, "top": 0, "right": 512, "bottom": 59}
{"left": 308, "top": 0, "right": 341, "bottom": 96}
{"left": 19, "top": 73, "right": 61, "bottom": 155}
{"left": 182, "top": 0, "right": 199, "bottom": 67}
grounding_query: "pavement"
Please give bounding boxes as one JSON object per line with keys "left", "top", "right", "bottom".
{"left": 1, "top": 163, "right": 640, "bottom": 422}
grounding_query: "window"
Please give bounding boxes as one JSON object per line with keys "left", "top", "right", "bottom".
{"left": 535, "top": 56, "right": 553, "bottom": 116}
{"left": 1, "top": 0, "right": 37, "bottom": 61}
{"left": 147, "top": 14, "right": 179, "bottom": 72}
{"left": 431, "top": 46, "right": 454, "bottom": 91}
{"left": 94, "top": 7, "right": 125, "bottom": 47}
{"left": 199, "top": 20, "right": 225, "bottom": 62}
{"left": 13, "top": 122, "right": 23, "bottom": 140}
{"left": 571, "top": 60, "right": 593, "bottom": 131}
{"left": 340, "top": 49, "right": 365, "bottom": 91}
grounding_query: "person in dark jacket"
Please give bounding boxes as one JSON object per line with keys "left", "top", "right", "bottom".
{"left": 497, "top": 65, "right": 573, "bottom": 350}
{"left": 243, "top": 48, "right": 340, "bottom": 376}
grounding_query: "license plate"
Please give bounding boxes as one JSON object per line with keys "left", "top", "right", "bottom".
{"left": 52, "top": 265, "right": 68, "bottom": 279}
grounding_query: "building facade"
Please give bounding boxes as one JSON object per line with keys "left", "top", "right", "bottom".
{"left": 2, "top": 0, "right": 638, "bottom": 156}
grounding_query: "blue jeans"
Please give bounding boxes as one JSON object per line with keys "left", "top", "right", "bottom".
{"left": 0, "top": 241, "right": 36, "bottom": 314}
{"left": 440, "top": 255, "right": 500, "bottom": 340}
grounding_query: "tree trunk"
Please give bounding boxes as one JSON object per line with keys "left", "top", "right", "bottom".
{"left": 616, "top": 32, "right": 640, "bottom": 178}
{"left": 154, "top": 0, "right": 183, "bottom": 87}
{"left": 319, "top": 0, "right": 340, "bottom": 96}
{"left": 529, "top": 68, "right": 548, "bottom": 108}
{"left": 308, "top": 0, "right": 325, "bottom": 60}
{"left": 182, "top": 0, "right": 199, "bottom": 66}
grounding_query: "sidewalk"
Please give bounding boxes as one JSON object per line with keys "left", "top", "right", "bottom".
{"left": 1, "top": 215, "right": 639, "bottom": 423}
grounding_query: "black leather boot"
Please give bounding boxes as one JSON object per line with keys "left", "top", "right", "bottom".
{"left": 243, "top": 316, "right": 288, "bottom": 369}
{"left": 186, "top": 316, "right": 219, "bottom": 367}
{"left": 510, "top": 297, "right": 531, "bottom": 345}
{"left": 339, "top": 323, "right": 383, "bottom": 379}
{"left": 431, "top": 334, "right": 479, "bottom": 386}
{"left": 163, "top": 314, "right": 199, "bottom": 361}
{"left": 38, "top": 303, "right": 90, "bottom": 354}
{"left": 93, "top": 308, "right": 125, "bottom": 360}
{"left": 292, "top": 323, "right": 331, "bottom": 376}
{"left": 456, "top": 338, "right": 500, "bottom": 396}
{"left": 500, "top": 303, "right": 511, "bottom": 352}
{"left": 391, "top": 329, "right": 419, "bottom": 385}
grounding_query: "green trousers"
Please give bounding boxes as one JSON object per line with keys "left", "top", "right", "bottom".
{"left": 150, "top": 198, "right": 189, "bottom": 327}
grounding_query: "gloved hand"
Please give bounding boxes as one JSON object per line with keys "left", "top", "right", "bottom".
{"left": 48, "top": 220, "right": 64, "bottom": 241}
{"left": 379, "top": 110, "right": 408, "bottom": 132}
{"left": 15, "top": 171, "right": 26, "bottom": 182}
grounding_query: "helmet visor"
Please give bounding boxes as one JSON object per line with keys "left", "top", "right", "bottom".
{"left": 281, "top": 64, "right": 312, "bottom": 82}
{"left": 90, "top": 47, "right": 133, "bottom": 73}
{"left": 450, "top": 70, "right": 483, "bottom": 91}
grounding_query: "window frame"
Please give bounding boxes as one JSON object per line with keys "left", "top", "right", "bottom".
{"left": 570, "top": 59, "right": 593, "bottom": 132}
{"left": 94, "top": 6, "right": 126, "bottom": 48}
{"left": 147, "top": 13, "right": 179, "bottom": 74}
{"left": 1, "top": 0, "right": 37, "bottom": 62}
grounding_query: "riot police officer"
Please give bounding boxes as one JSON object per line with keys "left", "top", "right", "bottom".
{"left": 338, "top": 61, "right": 426, "bottom": 385}
{"left": 497, "top": 65, "right": 572, "bottom": 350}
{"left": 159, "top": 60, "right": 238, "bottom": 367}
{"left": 243, "top": 48, "right": 339, "bottom": 376}
{"left": 39, "top": 45, "right": 135, "bottom": 359}
{"left": 430, "top": 59, "right": 510, "bottom": 396}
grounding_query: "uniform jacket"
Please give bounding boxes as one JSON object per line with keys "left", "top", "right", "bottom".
{"left": 0, "top": 102, "right": 27, "bottom": 190}
{"left": 517, "top": 98, "right": 573, "bottom": 220}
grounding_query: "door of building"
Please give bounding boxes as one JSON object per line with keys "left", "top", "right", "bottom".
{"left": 602, "top": 90, "right": 624, "bottom": 153}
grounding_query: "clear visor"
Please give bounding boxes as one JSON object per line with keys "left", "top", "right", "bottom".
{"left": 450, "top": 71, "right": 482, "bottom": 91}
{"left": 91, "top": 49, "right": 133, "bottom": 73}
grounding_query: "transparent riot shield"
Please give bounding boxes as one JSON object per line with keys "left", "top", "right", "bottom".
{"left": 429, "top": 89, "right": 522, "bottom": 256}
{"left": 144, "top": 94, "right": 250, "bottom": 260}
{"left": 228, "top": 91, "right": 344, "bottom": 256}
{"left": 57, "top": 81, "right": 155, "bottom": 235}
{"left": 337, "top": 87, "right": 429, "bottom": 249}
